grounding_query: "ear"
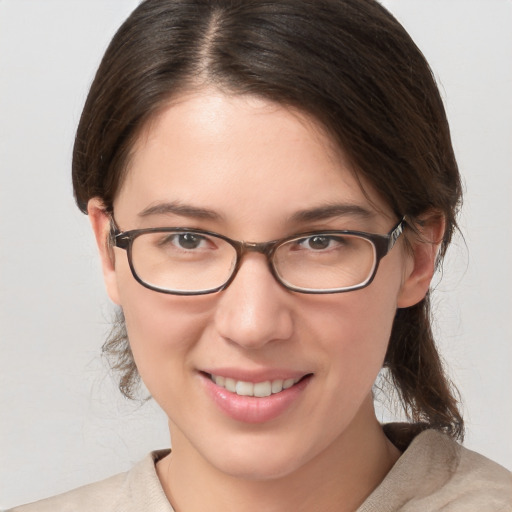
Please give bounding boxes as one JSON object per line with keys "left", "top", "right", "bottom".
{"left": 397, "top": 213, "right": 445, "bottom": 308}
{"left": 88, "top": 198, "right": 121, "bottom": 305}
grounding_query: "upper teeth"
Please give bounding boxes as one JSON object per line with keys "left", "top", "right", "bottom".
{"left": 211, "top": 374, "right": 301, "bottom": 397}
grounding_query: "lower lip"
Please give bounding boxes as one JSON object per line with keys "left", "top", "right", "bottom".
{"left": 200, "top": 374, "right": 311, "bottom": 424}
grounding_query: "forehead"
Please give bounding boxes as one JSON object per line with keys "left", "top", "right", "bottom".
{"left": 115, "top": 89, "right": 392, "bottom": 233}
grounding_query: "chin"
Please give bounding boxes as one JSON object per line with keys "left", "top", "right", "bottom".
{"left": 202, "top": 437, "right": 316, "bottom": 482}
{"left": 217, "top": 457, "right": 303, "bottom": 482}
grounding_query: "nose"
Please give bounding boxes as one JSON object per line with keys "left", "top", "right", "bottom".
{"left": 213, "top": 253, "right": 294, "bottom": 349}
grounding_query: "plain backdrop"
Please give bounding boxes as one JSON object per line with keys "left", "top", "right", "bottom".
{"left": 1, "top": 0, "right": 511, "bottom": 508}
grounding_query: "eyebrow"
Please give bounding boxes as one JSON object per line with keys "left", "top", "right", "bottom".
{"left": 138, "top": 201, "right": 222, "bottom": 220}
{"left": 138, "top": 201, "right": 374, "bottom": 224}
{"left": 289, "top": 203, "right": 375, "bottom": 223}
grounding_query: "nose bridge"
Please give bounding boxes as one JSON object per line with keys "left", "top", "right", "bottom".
{"left": 240, "top": 239, "right": 276, "bottom": 256}
{"left": 225, "top": 239, "right": 278, "bottom": 290}
{"left": 214, "top": 246, "right": 293, "bottom": 348}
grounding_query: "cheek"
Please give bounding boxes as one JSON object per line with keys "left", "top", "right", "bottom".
{"left": 114, "top": 261, "right": 211, "bottom": 396}
{"left": 308, "top": 266, "right": 401, "bottom": 401}
{"left": 315, "top": 292, "right": 396, "bottom": 379}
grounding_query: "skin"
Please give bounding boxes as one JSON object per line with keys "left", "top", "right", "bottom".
{"left": 89, "top": 89, "right": 441, "bottom": 512}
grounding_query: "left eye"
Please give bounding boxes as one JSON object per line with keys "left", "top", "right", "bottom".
{"left": 296, "top": 235, "right": 343, "bottom": 251}
{"left": 304, "top": 235, "right": 331, "bottom": 250}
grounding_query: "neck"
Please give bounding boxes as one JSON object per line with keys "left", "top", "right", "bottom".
{"left": 157, "top": 397, "right": 400, "bottom": 512}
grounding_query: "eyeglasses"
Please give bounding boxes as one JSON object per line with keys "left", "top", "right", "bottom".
{"left": 111, "top": 218, "right": 406, "bottom": 295}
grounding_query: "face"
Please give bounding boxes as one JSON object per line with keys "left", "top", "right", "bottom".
{"left": 90, "top": 90, "right": 432, "bottom": 481}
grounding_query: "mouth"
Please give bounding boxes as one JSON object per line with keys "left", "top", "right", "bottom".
{"left": 200, "top": 371, "right": 313, "bottom": 423}
{"left": 208, "top": 373, "right": 305, "bottom": 397}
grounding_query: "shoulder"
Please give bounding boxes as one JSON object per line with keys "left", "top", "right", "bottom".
{"left": 441, "top": 434, "right": 512, "bottom": 510}
{"left": 359, "top": 426, "right": 512, "bottom": 511}
{"left": 8, "top": 450, "right": 173, "bottom": 512}
{"left": 8, "top": 472, "right": 129, "bottom": 512}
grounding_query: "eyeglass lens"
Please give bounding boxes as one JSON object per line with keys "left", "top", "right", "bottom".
{"left": 128, "top": 230, "right": 378, "bottom": 293}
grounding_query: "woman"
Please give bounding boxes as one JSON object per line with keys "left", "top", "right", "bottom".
{"left": 10, "top": 0, "right": 511, "bottom": 510}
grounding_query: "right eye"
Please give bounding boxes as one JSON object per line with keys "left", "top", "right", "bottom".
{"left": 160, "top": 232, "right": 210, "bottom": 250}
{"left": 175, "top": 233, "right": 206, "bottom": 249}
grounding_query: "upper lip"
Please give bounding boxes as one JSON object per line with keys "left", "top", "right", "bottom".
{"left": 201, "top": 368, "right": 311, "bottom": 383}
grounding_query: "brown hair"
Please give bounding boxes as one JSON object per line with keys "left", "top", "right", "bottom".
{"left": 73, "top": 0, "right": 463, "bottom": 438}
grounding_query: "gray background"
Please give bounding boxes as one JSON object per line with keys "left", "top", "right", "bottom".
{"left": 1, "top": 0, "right": 511, "bottom": 508}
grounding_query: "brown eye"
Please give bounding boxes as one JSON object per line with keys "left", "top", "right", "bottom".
{"left": 177, "top": 233, "right": 203, "bottom": 249}
{"left": 307, "top": 236, "right": 331, "bottom": 250}
{"left": 157, "top": 232, "right": 208, "bottom": 251}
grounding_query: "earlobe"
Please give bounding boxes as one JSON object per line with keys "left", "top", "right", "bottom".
{"left": 397, "top": 215, "right": 445, "bottom": 308}
{"left": 88, "top": 198, "right": 121, "bottom": 305}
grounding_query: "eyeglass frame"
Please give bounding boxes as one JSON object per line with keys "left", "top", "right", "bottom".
{"left": 111, "top": 217, "right": 406, "bottom": 296}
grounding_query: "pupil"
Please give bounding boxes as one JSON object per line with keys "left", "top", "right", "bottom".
{"left": 309, "top": 236, "right": 329, "bottom": 250}
{"left": 179, "top": 233, "right": 200, "bottom": 249}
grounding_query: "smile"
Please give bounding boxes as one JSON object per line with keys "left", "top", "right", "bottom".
{"left": 209, "top": 374, "right": 302, "bottom": 397}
